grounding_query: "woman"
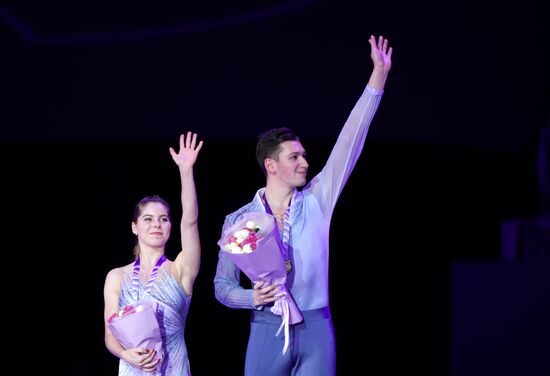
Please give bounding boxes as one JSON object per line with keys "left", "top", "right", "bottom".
{"left": 104, "top": 132, "right": 203, "bottom": 375}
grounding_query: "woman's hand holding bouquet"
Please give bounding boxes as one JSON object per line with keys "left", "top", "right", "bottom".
{"left": 107, "top": 300, "right": 164, "bottom": 373}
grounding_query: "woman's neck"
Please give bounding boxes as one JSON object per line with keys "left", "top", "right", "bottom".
{"left": 137, "top": 248, "right": 165, "bottom": 269}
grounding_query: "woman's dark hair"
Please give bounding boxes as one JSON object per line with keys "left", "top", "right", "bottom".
{"left": 255, "top": 127, "right": 300, "bottom": 176}
{"left": 132, "top": 195, "right": 171, "bottom": 259}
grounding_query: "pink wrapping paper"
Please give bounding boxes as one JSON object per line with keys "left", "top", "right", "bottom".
{"left": 218, "top": 211, "right": 303, "bottom": 354}
{"left": 107, "top": 301, "right": 163, "bottom": 366}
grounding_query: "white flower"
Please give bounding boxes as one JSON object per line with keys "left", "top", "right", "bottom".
{"left": 229, "top": 243, "right": 242, "bottom": 253}
{"left": 234, "top": 229, "right": 250, "bottom": 242}
{"left": 242, "top": 244, "right": 253, "bottom": 253}
{"left": 246, "top": 221, "right": 256, "bottom": 230}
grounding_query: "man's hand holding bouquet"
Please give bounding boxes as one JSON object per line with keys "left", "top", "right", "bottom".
{"left": 218, "top": 211, "right": 303, "bottom": 354}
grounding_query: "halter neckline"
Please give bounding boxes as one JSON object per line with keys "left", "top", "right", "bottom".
{"left": 131, "top": 254, "right": 167, "bottom": 299}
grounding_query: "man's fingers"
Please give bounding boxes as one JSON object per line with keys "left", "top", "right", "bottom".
{"left": 254, "top": 281, "right": 265, "bottom": 289}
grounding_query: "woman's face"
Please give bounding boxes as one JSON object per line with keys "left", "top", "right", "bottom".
{"left": 132, "top": 202, "right": 172, "bottom": 249}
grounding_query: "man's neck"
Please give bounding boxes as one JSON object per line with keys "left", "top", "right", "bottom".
{"left": 264, "top": 183, "right": 293, "bottom": 212}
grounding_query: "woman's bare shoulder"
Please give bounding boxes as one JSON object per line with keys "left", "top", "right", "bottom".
{"left": 106, "top": 262, "right": 134, "bottom": 281}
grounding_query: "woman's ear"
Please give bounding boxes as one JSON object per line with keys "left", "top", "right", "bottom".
{"left": 131, "top": 222, "right": 138, "bottom": 235}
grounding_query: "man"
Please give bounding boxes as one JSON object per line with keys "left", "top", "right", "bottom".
{"left": 214, "top": 35, "right": 393, "bottom": 375}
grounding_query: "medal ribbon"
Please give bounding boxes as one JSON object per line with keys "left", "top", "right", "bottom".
{"left": 131, "top": 254, "right": 167, "bottom": 299}
{"left": 262, "top": 192, "right": 291, "bottom": 272}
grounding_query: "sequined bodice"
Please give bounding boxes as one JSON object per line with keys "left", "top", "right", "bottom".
{"left": 118, "top": 268, "right": 192, "bottom": 376}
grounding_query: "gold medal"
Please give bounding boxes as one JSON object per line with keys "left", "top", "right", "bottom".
{"left": 285, "top": 259, "right": 292, "bottom": 274}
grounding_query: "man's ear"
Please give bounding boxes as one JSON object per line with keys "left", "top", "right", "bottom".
{"left": 265, "top": 158, "right": 276, "bottom": 174}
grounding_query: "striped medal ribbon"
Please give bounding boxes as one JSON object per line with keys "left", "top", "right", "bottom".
{"left": 131, "top": 254, "right": 167, "bottom": 299}
{"left": 262, "top": 193, "right": 292, "bottom": 274}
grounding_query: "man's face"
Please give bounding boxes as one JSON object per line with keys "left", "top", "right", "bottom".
{"left": 270, "top": 140, "right": 309, "bottom": 188}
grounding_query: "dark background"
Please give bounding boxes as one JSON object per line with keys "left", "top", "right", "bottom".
{"left": 2, "top": 1, "right": 549, "bottom": 375}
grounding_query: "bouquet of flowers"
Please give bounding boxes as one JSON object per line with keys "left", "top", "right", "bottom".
{"left": 218, "top": 211, "right": 303, "bottom": 354}
{"left": 107, "top": 300, "right": 163, "bottom": 367}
